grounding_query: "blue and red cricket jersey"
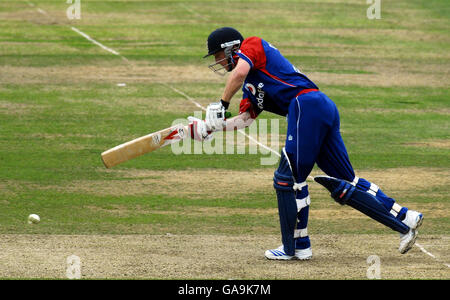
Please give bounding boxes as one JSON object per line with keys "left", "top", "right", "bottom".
{"left": 236, "top": 36, "right": 318, "bottom": 117}
{"left": 235, "top": 36, "right": 355, "bottom": 182}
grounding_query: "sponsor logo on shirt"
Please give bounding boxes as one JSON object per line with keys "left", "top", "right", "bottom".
{"left": 245, "top": 82, "right": 266, "bottom": 110}
{"left": 256, "top": 83, "right": 265, "bottom": 109}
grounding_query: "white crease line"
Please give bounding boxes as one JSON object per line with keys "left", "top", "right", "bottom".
{"left": 162, "top": 84, "right": 206, "bottom": 111}
{"left": 178, "top": 3, "right": 209, "bottom": 21}
{"left": 26, "top": 0, "right": 46, "bottom": 15}
{"left": 26, "top": 1, "right": 127, "bottom": 62}
{"left": 70, "top": 27, "right": 129, "bottom": 62}
{"left": 37, "top": 8, "right": 48, "bottom": 15}
{"left": 415, "top": 243, "right": 436, "bottom": 258}
{"left": 71, "top": 27, "right": 119, "bottom": 56}
{"left": 70, "top": 26, "right": 130, "bottom": 62}
{"left": 415, "top": 243, "right": 449, "bottom": 268}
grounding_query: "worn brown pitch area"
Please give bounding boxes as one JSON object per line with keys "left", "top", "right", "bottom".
{"left": 0, "top": 234, "right": 448, "bottom": 279}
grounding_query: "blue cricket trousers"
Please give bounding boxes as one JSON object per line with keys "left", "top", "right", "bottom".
{"left": 285, "top": 90, "right": 355, "bottom": 184}
{"left": 283, "top": 91, "right": 404, "bottom": 249}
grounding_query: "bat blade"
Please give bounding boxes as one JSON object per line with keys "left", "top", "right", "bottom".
{"left": 101, "top": 123, "right": 188, "bottom": 168}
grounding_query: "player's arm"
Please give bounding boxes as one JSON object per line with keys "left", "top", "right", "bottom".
{"left": 221, "top": 58, "right": 251, "bottom": 105}
{"left": 223, "top": 95, "right": 260, "bottom": 131}
{"left": 206, "top": 58, "right": 251, "bottom": 131}
{"left": 224, "top": 111, "right": 254, "bottom": 131}
{"left": 188, "top": 111, "right": 254, "bottom": 143}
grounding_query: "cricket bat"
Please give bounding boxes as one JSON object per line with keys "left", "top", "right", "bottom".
{"left": 101, "top": 123, "right": 189, "bottom": 168}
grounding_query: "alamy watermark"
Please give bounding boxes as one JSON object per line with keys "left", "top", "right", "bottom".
{"left": 66, "top": 0, "right": 81, "bottom": 20}
{"left": 66, "top": 255, "right": 81, "bottom": 279}
{"left": 170, "top": 111, "right": 280, "bottom": 166}
{"left": 367, "top": 0, "right": 381, "bottom": 20}
{"left": 366, "top": 255, "right": 381, "bottom": 279}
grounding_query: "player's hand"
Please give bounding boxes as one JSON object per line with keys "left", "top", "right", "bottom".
{"left": 205, "top": 101, "right": 226, "bottom": 132}
{"left": 188, "top": 116, "right": 213, "bottom": 142}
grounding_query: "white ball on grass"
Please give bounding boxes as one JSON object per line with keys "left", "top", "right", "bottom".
{"left": 28, "top": 214, "right": 40, "bottom": 224}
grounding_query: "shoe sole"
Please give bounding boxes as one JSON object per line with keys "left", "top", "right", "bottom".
{"left": 264, "top": 254, "right": 312, "bottom": 261}
{"left": 295, "top": 250, "right": 313, "bottom": 260}
{"left": 400, "top": 215, "right": 424, "bottom": 254}
{"left": 265, "top": 255, "right": 297, "bottom": 260}
{"left": 265, "top": 253, "right": 312, "bottom": 261}
{"left": 400, "top": 230, "right": 418, "bottom": 254}
{"left": 295, "top": 255, "right": 312, "bottom": 261}
{"left": 265, "top": 256, "right": 312, "bottom": 261}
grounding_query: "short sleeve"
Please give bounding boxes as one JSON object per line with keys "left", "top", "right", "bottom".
{"left": 236, "top": 37, "right": 266, "bottom": 70}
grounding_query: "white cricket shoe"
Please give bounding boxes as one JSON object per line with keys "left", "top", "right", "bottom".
{"left": 265, "top": 246, "right": 295, "bottom": 260}
{"left": 402, "top": 210, "right": 424, "bottom": 229}
{"left": 399, "top": 210, "right": 424, "bottom": 254}
{"left": 295, "top": 247, "right": 313, "bottom": 260}
{"left": 265, "top": 245, "right": 312, "bottom": 260}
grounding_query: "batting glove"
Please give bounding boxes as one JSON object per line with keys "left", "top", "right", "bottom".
{"left": 188, "top": 116, "right": 213, "bottom": 142}
{"left": 205, "top": 101, "right": 227, "bottom": 132}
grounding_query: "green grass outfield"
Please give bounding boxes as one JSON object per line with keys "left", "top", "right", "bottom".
{"left": 0, "top": 0, "right": 449, "bottom": 279}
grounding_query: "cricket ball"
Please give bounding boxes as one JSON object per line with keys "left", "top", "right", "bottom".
{"left": 28, "top": 214, "right": 40, "bottom": 224}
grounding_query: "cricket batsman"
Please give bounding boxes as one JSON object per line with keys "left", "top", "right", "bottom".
{"left": 188, "top": 27, "right": 424, "bottom": 260}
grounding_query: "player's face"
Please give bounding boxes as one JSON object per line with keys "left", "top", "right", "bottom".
{"left": 208, "top": 50, "right": 231, "bottom": 75}
{"left": 213, "top": 51, "right": 228, "bottom": 68}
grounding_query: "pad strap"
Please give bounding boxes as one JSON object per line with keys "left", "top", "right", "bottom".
{"left": 390, "top": 203, "right": 403, "bottom": 217}
{"left": 293, "top": 181, "right": 307, "bottom": 191}
{"left": 294, "top": 196, "right": 310, "bottom": 238}
{"left": 294, "top": 228, "right": 308, "bottom": 238}
{"left": 296, "top": 196, "right": 311, "bottom": 212}
{"left": 367, "top": 183, "right": 379, "bottom": 196}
